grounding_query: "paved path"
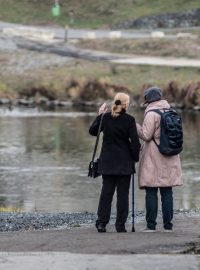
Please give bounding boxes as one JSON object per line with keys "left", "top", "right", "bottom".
{"left": 0, "top": 215, "right": 199, "bottom": 254}
{"left": 0, "top": 215, "right": 199, "bottom": 269}
{"left": 1, "top": 21, "right": 200, "bottom": 40}
{"left": 0, "top": 21, "right": 176, "bottom": 40}
{"left": 111, "top": 56, "right": 200, "bottom": 67}
{"left": 0, "top": 253, "right": 199, "bottom": 270}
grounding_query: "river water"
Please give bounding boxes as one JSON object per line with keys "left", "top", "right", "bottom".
{"left": 0, "top": 107, "right": 199, "bottom": 213}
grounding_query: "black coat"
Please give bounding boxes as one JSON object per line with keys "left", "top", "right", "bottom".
{"left": 89, "top": 111, "right": 141, "bottom": 175}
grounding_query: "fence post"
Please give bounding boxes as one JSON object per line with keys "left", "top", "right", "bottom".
{"left": 64, "top": 25, "right": 69, "bottom": 42}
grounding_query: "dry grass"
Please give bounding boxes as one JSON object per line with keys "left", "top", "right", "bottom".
{"left": 1, "top": 56, "right": 200, "bottom": 108}
{"left": 0, "top": 207, "right": 22, "bottom": 212}
{"left": 77, "top": 37, "right": 200, "bottom": 58}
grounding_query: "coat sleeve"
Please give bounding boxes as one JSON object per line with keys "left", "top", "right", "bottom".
{"left": 136, "top": 112, "right": 157, "bottom": 142}
{"left": 129, "top": 118, "right": 141, "bottom": 162}
{"left": 89, "top": 114, "right": 103, "bottom": 136}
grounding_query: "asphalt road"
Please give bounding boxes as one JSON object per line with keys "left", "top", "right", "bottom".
{"left": 0, "top": 21, "right": 176, "bottom": 40}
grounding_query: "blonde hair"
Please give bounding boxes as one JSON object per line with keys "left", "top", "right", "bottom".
{"left": 111, "top": 93, "right": 130, "bottom": 117}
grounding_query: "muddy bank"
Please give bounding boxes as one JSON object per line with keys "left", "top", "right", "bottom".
{"left": 0, "top": 79, "right": 200, "bottom": 111}
{"left": 0, "top": 78, "right": 129, "bottom": 109}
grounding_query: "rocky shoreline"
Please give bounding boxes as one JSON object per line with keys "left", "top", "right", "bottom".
{"left": 0, "top": 209, "right": 199, "bottom": 232}
{"left": 1, "top": 79, "right": 200, "bottom": 112}
{"left": 117, "top": 8, "right": 200, "bottom": 29}
{"left": 0, "top": 98, "right": 199, "bottom": 112}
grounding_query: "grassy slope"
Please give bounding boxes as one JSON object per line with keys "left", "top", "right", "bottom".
{"left": 0, "top": 0, "right": 200, "bottom": 28}
{"left": 77, "top": 37, "right": 200, "bottom": 58}
{"left": 0, "top": 1, "right": 200, "bottom": 96}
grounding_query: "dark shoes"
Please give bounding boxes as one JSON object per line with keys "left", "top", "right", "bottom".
{"left": 96, "top": 223, "right": 106, "bottom": 233}
{"left": 142, "top": 227, "right": 156, "bottom": 233}
{"left": 96, "top": 223, "right": 127, "bottom": 233}
{"left": 116, "top": 228, "right": 127, "bottom": 233}
{"left": 116, "top": 225, "right": 127, "bottom": 233}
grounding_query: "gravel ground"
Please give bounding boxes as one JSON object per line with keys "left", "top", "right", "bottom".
{"left": 0, "top": 46, "right": 73, "bottom": 76}
{"left": 0, "top": 209, "right": 199, "bottom": 232}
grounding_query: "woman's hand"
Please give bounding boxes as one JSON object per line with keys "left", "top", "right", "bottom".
{"left": 99, "top": 103, "right": 108, "bottom": 115}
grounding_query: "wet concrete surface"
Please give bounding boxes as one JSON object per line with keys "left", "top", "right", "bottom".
{"left": 0, "top": 215, "right": 199, "bottom": 254}
{"left": 0, "top": 253, "right": 199, "bottom": 270}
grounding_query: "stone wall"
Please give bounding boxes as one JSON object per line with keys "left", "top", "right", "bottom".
{"left": 116, "top": 9, "right": 200, "bottom": 29}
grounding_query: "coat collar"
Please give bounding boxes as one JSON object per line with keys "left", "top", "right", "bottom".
{"left": 145, "top": 99, "right": 170, "bottom": 113}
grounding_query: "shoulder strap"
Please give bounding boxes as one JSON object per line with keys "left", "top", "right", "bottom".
{"left": 91, "top": 113, "right": 104, "bottom": 162}
{"left": 144, "top": 109, "right": 162, "bottom": 117}
{"left": 144, "top": 109, "right": 166, "bottom": 148}
{"left": 144, "top": 108, "right": 171, "bottom": 117}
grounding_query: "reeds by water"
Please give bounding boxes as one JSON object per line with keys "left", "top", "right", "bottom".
{"left": 18, "top": 79, "right": 200, "bottom": 110}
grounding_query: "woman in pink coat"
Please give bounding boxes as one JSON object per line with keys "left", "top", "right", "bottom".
{"left": 137, "top": 87, "right": 182, "bottom": 232}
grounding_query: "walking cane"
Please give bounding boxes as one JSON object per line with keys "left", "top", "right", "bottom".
{"left": 132, "top": 174, "right": 135, "bottom": 232}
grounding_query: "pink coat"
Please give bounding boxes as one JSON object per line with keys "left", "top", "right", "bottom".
{"left": 136, "top": 100, "right": 182, "bottom": 188}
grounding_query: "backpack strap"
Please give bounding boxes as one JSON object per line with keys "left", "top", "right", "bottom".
{"left": 144, "top": 108, "right": 167, "bottom": 147}
{"left": 91, "top": 113, "right": 104, "bottom": 163}
{"left": 144, "top": 108, "right": 170, "bottom": 117}
{"left": 148, "top": 109, "right": 162, "bottom": 115}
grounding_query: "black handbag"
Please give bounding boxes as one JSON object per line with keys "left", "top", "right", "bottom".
{"left": 88, "top": 158, "right": 101, "bottom": 178}
{"left": 88, "top": 114, "right": 104, "bottom": 178}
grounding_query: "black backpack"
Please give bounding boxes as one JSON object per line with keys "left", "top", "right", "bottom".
{"left": 147, "top": 108, "right": 183, "bottom": 156}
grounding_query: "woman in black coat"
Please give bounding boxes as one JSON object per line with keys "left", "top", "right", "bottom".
{"left": 89, "top": 93, "right": 141, "bottom": 233}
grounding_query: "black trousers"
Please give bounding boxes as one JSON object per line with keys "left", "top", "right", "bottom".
{"left": 145, "top": 187, "right": 173, "bottom": 230}
{"left": 96, "top": 174, "right": 131, "bottom": 230}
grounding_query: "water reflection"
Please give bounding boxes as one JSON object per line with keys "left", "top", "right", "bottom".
{"left": 0, "top": 107, "right": 199, "bottom": 212}
{"left": 178, "top": 111, "right": 200, "bottom": 209}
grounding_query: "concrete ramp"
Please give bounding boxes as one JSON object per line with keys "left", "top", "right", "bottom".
{"left": 0, "top": 253, "right": 199, "bottom": 270}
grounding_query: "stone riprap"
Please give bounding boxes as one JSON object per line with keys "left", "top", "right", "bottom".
{"left": 117, "top": 9, "right": 200, "bottom": 29}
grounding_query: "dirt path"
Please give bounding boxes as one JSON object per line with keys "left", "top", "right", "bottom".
{"left": 13, "top": 38, "right": 200, "bottom": 68}
{"left": 111, "top": 56, "right": 200, "bottom": 67}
